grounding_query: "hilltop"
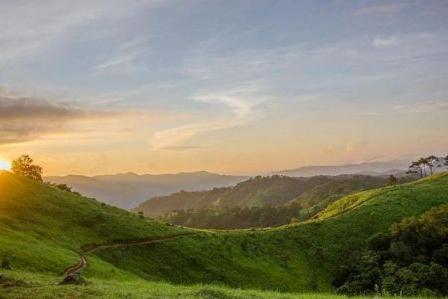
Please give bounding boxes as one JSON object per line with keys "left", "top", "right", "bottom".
{"left": 0, "top": 171, "right": 447, "bottom": 297}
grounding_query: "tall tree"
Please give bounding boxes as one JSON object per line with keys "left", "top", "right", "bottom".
{"left": 426, "top": 155, "right": 438, "bottom": 175}
{"left": 11, "top": 155, "right": 43, "bottom": 182}
{"left": 418, "top": 157, "right": 428, "bottom": 176}
{"left": 407, "top": 161, "right": 423, "bottom": 178}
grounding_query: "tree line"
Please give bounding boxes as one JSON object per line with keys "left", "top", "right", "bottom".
{"left": 407, "top": 155, "right": 448, "bottom": 177}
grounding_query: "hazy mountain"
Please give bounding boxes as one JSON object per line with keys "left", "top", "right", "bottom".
{"left": 275, "top": 160, "right": 411, "bottom": 177}
{"left": 45, "top": 171, "right": 246, "bottom": 209}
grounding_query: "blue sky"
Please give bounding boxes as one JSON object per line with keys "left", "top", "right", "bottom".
{"left": 0, "top": 0, "right": 447, "bottom": 175}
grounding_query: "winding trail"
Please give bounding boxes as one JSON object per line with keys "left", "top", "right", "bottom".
{"left": 63, "top": 233, "right": 193, "bottom": 281}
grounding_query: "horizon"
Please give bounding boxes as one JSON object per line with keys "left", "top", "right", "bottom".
{"left": 1, "top": 156, "right": 422, "bottom": 177}
{"left": 1, "top": 1, "right": 447, "bottom": 176}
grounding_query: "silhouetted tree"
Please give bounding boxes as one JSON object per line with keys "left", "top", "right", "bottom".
{"left": 418, "top": 157, "right": 428, "bottom": 176}
{"left": 11, "top": 155, "right": 43, "bottom": 182}
{"left": 407, "top": 161, "right": 423, "bottom": 178}
{"left": 388, "top": 175, "right": 398, "bottom": 186}
{"left": 426, "top": 155, "right": 438, "bottom": 175}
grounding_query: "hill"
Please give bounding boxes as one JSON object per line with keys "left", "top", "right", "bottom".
{"left": 1, "top": 171, "right": 447, "bottom": 297}
{"left": 0, "top": 171, "right": 188, "bottom": 276}
{"left": 46, "top": 171, "right": 246, "bottom": 209}
{"left": 135, "top": 175, "right": 391, "bottom": 218}
{"left": 100, "top": 173, "right": 448, "bottom": 292}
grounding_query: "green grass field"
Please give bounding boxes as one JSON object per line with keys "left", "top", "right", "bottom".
{"left": 0, "top": 171, "right": 447, "bottom": 298}
{"left": 0, "top": 270, "right": 434, "bottom": 299}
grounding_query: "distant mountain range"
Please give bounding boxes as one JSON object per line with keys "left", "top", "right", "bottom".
{"left": 274, "top": 160, "right": 411, "bottom": 177}
{"left": 45, "top": 171, "right": 246, "bottom": 209}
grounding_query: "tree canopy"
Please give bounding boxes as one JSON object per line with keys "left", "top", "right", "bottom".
{"left": 11, "top": 155, "right": 43, "bottom": 182}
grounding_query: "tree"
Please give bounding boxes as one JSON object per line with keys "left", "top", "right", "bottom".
{"left": 417, "top": 157, "right": 428, "bottom": 177}
{"left": 445, "top": 155, "right": 448, "bottom": 167}
{"left": 407, "top": 161, "right": 422, "bottom": 178}
{"left": 388, "top": 175, "right": 398, "bottom": 186}
{"left": 11, "top": 155, "right": 43, "bottom": 182}
{"left": 426, "top": 155, "right": 438, "bottom": 176}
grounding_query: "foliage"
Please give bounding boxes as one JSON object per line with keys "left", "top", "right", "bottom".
{"left": 11, "top": 154, "right": 43, "bottom": 182}
{"left": 46, "top": 182, "right": 81, "bottom": 196}
{"left": 142, "top": 175, "right": 393, "bottom": 225}
{"left": 334, "top": 203, "right": 448, "bottom": 296}
{"left": 160, "top": 203, "right": 308, "bottom": 229}
{"left": 407, "top": 154, "right": 446, "bottom": 177}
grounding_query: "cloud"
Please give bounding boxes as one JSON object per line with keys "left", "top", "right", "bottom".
{"left": 0, "top": 88, "right": 129, "bottom": 145}
{"left": 94, "top": 37, "right": 151, "bottom": 72}
{"left": 395, "top": 100, "right": 448, "bottom": 114}
{"left": 350, "top": 3, "right": 402, "bottom": 16}
{"left": 373, "top": 37, "right": 397, "bottom": 48}
{"left": 0, "top": 1, "right": 160, "bottom": 66}
{"left": 149, "top": 91, "right": 258, "bottom": 150}
{"left": 161, "top": 145, "right": 205, "bottom": 151}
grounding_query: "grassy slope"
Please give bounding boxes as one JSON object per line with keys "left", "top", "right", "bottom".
{"left": 0, "top": 171, "right": 187, "bottom": 276}
{"left": 0, "top": 172, "right": 447, "bottom": 297}
{"left": 97, "top": 173, "right": 448, "bottom": 292}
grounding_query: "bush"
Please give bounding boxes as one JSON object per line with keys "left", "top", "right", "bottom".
{"left": 335, "top": 203, "right": 448, "bottom": 296}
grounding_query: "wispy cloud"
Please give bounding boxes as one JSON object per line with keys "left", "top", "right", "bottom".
{"left": 373, "top": 37, "right": 397, "bottom": 48}
{"left": 0, "top": 1, "right": 160, "bottom": 66}
{"left": 94, "top": 37, "right": 151, "bottom": 72}
{"left": 395, "top": 100, "right": 448, "bottom": 114}
{"left": 149, "top": 90, "right": 259, "bottom": 150}
{"left": 350, "top": 3, "right": 403, "bottom": 16}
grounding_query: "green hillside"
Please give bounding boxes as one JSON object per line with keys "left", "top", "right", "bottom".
{"left": 0, "top": 171, "right": 187, "bottom": 276}
{"left": 136, "top": 175, "right": 390, "bottom": 217}
{"left": 0, "top": 171, "right": 447, "bottom": 298}
{"left": 96, "top": 173, "right": 448, "bottom": 291}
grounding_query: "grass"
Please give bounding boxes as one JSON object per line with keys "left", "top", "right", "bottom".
{"left": 0, "top": 270, "right": 431, "bottom": 299}
{"left": 0, "top": 171, "right": 188, "bottom": 275}
{"left": 0, "top": 171, "right": 447, "bottom": 297}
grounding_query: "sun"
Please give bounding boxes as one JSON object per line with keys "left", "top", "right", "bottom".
{"left": 0, "top": 160, "right": 11, "bottom": 171}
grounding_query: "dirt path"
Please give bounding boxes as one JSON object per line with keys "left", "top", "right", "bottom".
{"left": 62, "top": 233, "right": 193, "bottom": 282}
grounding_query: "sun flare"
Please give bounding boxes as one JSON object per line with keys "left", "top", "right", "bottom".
{"left": 0, "top": 160, "right": 11, "bottom": 171}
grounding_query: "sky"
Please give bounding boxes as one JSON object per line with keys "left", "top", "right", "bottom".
{"left": 0, "top": 0, "right": 447, "bottom": 176}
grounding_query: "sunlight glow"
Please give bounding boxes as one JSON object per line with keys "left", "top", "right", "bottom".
{"left": 0, "top": 160, "right": 11, "bottom": 171}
